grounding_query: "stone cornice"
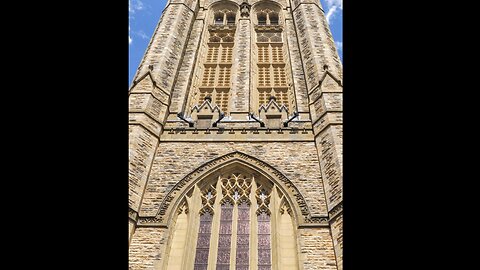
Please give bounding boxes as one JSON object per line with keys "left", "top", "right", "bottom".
{"left": 254, "top": 24, "right": 284, "bottom": 31}
{"left": 136, "top": 203, "right": 342, "bottom": 228}
{"left": 300, "top": 215, "right": 329, "bottom": 227}
{"left": 137, "top": 217, "right": 167, "bottom": 227}
{"left": 208, "top": 24, "right": 237, "bottom": 32}
{"left": 298, "top": 223, "right": 330, "bottom": 228}
{"left": 160, "top": 127, "right": 314, "bottom": 142}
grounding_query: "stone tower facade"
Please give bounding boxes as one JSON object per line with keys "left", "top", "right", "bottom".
{"left": 128, "top": 0, "right": 342, "bottom": 269}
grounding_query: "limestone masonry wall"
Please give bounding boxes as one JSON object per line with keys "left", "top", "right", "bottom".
{"left": 129, "top": 227, "right": 167, "bottom": 270}
{"left": 298, "top": 227, "right": 338, "bottom": 270}
{"left": 330, "top": 213, "right": 343, "bottom": 270}
{"left": 140, "top": 141, "right": 328, "bottom": 218}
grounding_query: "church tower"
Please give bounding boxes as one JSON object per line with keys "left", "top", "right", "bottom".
{"left": 129, "top": 0, "right": 343, "bottom": 269}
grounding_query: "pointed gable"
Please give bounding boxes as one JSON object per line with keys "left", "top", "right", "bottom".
{"left": 319, "top": 71, "right": 342, "bottom": 92}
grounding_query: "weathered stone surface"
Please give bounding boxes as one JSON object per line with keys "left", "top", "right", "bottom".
{"left": 315, "top": 127, "right": 342, "bottom": 211}
{"left": 140, "top": 142, "right": 328, "bottom": 218}
{"left": 129, "top": 93, "right": 168, "bottom": 124}
{"left": 159, "top": 128, "right": 314, "bottom": 141}
{"left": 293, "top": 4, "right": 342, "bottom": 91}
{"left": 170, "top": 0, "right": 197, "bottom": 11}
{"left": 313, "top": 111, "right": 342, "bottom": 135}
{"left": 133, "top": 4, "right": 195, "bottom": 93}
{"left": 169, "top": 19, "right": 204, "bottom": 113}
{"left": 129, "top": 113, "right": 163, "bottom": 136}
{"left": 230, "top": 19, "right": 250, "bottom": 112}
{"left": 130, "top": 74, "right": 170, "bottom": 106}
{"left": 298, "top": 227, "right": 338, "bottom": 270}
{"left": 129, "top": 227, "right": 167, "bottom": 270}
{"left": 129, "top": 125, "right": 159, "bottom": 212}
{"left": 309, "top": 92, "right": 342, "bottom": 123}
{"left": 285, "top": 19, "right": 309, "bottom": 113}
{"left": 291, "top": 0, "right": 323, "bottom": 11}
{"left": 330, "top": 213, "right": 343, "bottom": 270}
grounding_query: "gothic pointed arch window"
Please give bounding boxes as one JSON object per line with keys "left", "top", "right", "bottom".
{"left": 253, "top": 2, "right": 295, "bottom": 113}
{"left": 191, "top": 3, "right": 238, "bottom": 116}
{"left": 163, "top": 167, "right": 300, "bottom": 270}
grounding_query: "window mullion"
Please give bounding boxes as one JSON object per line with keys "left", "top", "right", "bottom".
{"left": 230, "top": 202, "right": 239, "bottom": 268}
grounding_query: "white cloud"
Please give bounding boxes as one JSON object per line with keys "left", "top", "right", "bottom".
{"left": 129, "top": 25, "right": 133, "bottom": 45}
{"left": 326, "top": 5, "right": 338, "bottom": 23}
{"left": 324, "top": 0, "right": 342, "bottom": 24}
{"left": 137, "top": 30, "right": 149, "bottom": 40}
{"left": 129, "top": 0, "right": 146, "bottom": 44}
{"left": 129, "top": 0, "right": 144, "bottom": 14}
{"left": 325, "top": 0, "right": 343, "bottom": 9}
{"left": 335, "top": 41, "right": 342, "bottom": 51}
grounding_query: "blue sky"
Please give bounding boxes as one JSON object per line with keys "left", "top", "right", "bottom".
{"left": 129, "top": 0, "right": 342, "bottom": 85}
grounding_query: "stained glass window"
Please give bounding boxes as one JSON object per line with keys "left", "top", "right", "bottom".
{"left": 216, "top": 202, "right": 233, "bottom": 269}
{"left": 194, "top": 212, "right": 213, "bottom": 270}
{"left": 258, "top": 212, "right": 271, "bottom": 270}
{"left": 236, "top": 201, "right": 250, "bottom": 270}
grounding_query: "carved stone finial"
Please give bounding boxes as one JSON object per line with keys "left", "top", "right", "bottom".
{"left": 204, "top": 95, "right": 212, "bottom": 103}
{"left": 148, "top": 64, "right": 154, "bottom": 71}
{"left": 240, "top": 1, "right": 251, "bottom": 18}
{"left": 269, "top": 95, "right": 276, "bottom": 102}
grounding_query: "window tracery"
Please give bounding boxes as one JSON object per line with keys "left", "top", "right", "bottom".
{"left": 193, "top": 6, "right": 237, "bottom": 115}
{"left": 252, "top": 4, "right": 294, "bottom": 114}
{"left": 168, "top": 168, "right": 298, "bottom": 270}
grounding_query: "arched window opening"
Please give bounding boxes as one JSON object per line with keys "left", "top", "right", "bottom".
{"left": 193, "top": 7, "right": 237, "bottom": 117}
{"left": 258, "top": 13, "right": 267, "bottom": 25}
{"left": 269, "top": 12, "right": 279, "bottom": 25}
{"left": 226, "top": 12, "right": 236, "bottom": 25}
{"left": 165, "top": 168, "right": 299, "bottom": 270}
{"left": 254, "top": 6, "right": 293, "bottom": 113}
{"left": 215, "top": 12, "right": 224, "bottom": 25}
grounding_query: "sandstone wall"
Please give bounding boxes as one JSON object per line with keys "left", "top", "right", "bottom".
{"left": 140, "top": 141, "right": 328, "bottom": 218}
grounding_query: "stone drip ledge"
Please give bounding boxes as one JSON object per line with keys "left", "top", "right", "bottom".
{"left": 159, "top": 127, "right": 314, "bottom": 141}
{"left": 136, "top": 216, "right": 331, "bottom": 228}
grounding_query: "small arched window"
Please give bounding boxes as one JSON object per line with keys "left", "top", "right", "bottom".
{"left": 258, "top": 13, "right": 267, "bottom": 25}
{"left": 226, "top": 12, "right": 236, "bottom": 25}
{"left": 269, "top": 12, "right": 279, "bottom": 25}
{"left": 214, "top": 12, "right": 224, "bottom": 25}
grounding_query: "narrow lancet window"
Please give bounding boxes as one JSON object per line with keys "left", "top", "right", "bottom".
{"left": 216, "top": 202, "right": 234, "bottom": 269}
{"left": 235, "top": 201, "right": 250, "bottom": 270}
{"left": 257, "top": 212, "right": 271, "bottom": 270}
{"left": 194, "top": 212, "right": 213, "bottom": 270}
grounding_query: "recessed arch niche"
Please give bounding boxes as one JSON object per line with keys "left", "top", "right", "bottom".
{"left": 161, "top": 153, "right": 303, "bottom": 270}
